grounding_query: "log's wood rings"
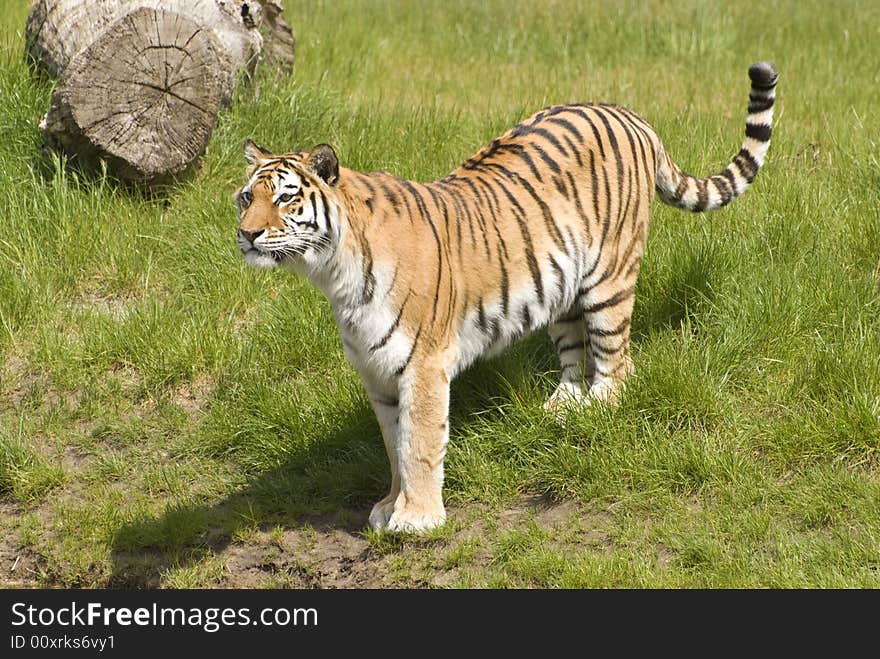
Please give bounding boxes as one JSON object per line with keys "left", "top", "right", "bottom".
{"left": 48, "top": 7, "right": 224, "bottom": 184}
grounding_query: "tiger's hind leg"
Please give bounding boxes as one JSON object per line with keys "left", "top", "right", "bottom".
{"left": 580, "top": 279, "right": 637, "bottom": 404}
{"left": 543, "top": 306, "right": 595, "bottom": 415}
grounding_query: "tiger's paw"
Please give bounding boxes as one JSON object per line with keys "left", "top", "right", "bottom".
{"left": 386, "top": 506, "right": 446, "bottom": 533}
{"left": 368, "top": 496, "right": 396, "bottom": 531}
{"left": 543, "top": 382, "right": 591, "bottom": 419}
{"left": 587, "top": 377, "right": 626, "bottom": 406}
{"left": 369, "top": 496, "right": 446, "bottom": 533}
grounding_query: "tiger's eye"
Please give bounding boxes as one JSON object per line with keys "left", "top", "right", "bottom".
{"left": 240, "top": 189, "right": 253, "bottom": 207}
{"left": 278, "top": 193, "right": 294, "bottom": 204}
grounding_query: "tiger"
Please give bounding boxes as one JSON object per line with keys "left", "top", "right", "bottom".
{"left": 235, "top": 62, "right": 778, "bottom": 533}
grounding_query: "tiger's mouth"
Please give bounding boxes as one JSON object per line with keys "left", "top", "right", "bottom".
{"left": 241, "top": 246, "right": 281, "bottom": 269}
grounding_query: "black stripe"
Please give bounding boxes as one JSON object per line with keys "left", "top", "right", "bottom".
{"left": 476, "top": 177, "right": 509, "bottom": 260}
{"left": 589, "top": 339, "right": 624, "bottom": 356}
{"left": 477, "top": 298, "right": 488, "bottom": 332}
{"left": 499, "top": 257, "right": 510, "bottom": 316}
{"left": 602, "top": 107, "right": 646, "bottom": 231}
{"left": 400, "top": 179, "right": 429, "bottom": 217}
{"left": 674, "top": 172, "right": 689, "bottom": 201}
{"left": 486, "top": 175, "right": 545, "bottom": 305}
{"left": 721, "top": 167, "right": 739, "bottom": 196}
{"left": 426, "top": 184, "right": 451, "bottom": 234}
{"left": 504, "top": 168, "right": 567, "bottom": 251}
{"left": 616, "top": 107, "right": 658, "bottom": 189}
{"left": 694, "top": 178, "right": 709, "bottom": 212}
{"left": 528, "top": 110, "right": 547, "bottom": 125}
{"left": 463, "top": 138, "right": 501, "bottom": 168}
{"left": 734, "top": 148, "right": 760, "bottom": 183}
{"left": 482, "top": 163, "right": 565, "bottom": 250}
{"left": 623, "top": 245, "right": 643, "bottom": 279}
{"left": 556, "top": 308, "right": 583, "bottom": 324}
{"left": 588, "top": 150, "right": 601, "bottom": 228}
{"left": 581, "top": 286, "right": 635, "bottom": 314}
{"left": 520, "top": 304, "right": 533, "bottom": 329}
{"left": 545, "top": 116, "right": 585, "bottom": 145}
{"left": 510, "top": 145, "right": 544, "bottom": 182}
{"left": 592, "top": 108, "right": 625, "bottom": 227}
{"left": 379, "top": 182, "right": 400, "bottom": 209}
{"left": 745, "top": 123, "right": 772, "bottom": 142}
{"left": 563, "top": 106, "right": 607, "bottom": 160}
{"left": 610, "top": 155, "right": 635, "bottom": 246}
{"left": 395, "top": 325, "right": 422, "bottom": 375}
{"left": 512, "top": 124, "right": 570, "bottom": 157}
{"left": 562, "top": 133, "right": 583, "bottom": 167}
{"left": 528, "top": 142, "right": 561, "bottom": 174}
{"left": 558, "top": 340, "right": 587, "bottom": 353}
{"left": 613, "top": 105, "right": 655, "bottom": 136}
{"left": 566, "top": 172, "right": 589, "bottom": 234}
{"left": 459, "top": 176, "right": 493, "bottom": 257}
{"left": 594, "top": 362, "right": 627, "bottom": 378}
{"left": 437, "top": 180, "right": 465, "bottom": 258}
{"left": 360, "top": 175, "right": 377, "bottom": 196}
{"left": 318, "top": 190, "right": 332, "bottom": 232}
{"left": 532, "top": 127, "right": 570, "bottom": 157}
{"left": 709, "top": 176, "right": 732, "bottom": 206}
{"left": 393, "top": 180, "right": 416, "bottom": 223}
{"left": 587, "top": 317, "right": 630, "bottom": 337}
{"left": 553, "top": 176, "right": 569, "bottom": 199}
{"left": 747, "top": 96, "right": 774, "bottom": 113}
{"left": 308, "top": 191, "right": 319, "bottom": 224}
{"left": 549, "top": 253, "right": 565, "bottom": 285}
{"left": 441, "top": 181, "right": 472, "bottom": 249}
{"left": 355, "top": 225, "right": 375, "bottom": 306}
{"left": 371, "top": 396, "right": 399, "bottom": 408}
{"left": 369, "top": 291, "right": 411, "bottom": 352}
{"left": 602, "top": 108, "right": 641, "bottom": 169}
{"left": 457, "top": 183, "right": 480, "bottom": 250}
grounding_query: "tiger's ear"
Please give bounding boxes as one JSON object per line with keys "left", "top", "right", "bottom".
{"left": 243, "top": 139, "right": 272, "bottom": 168}
{"left": 306, "top": 144, "right": 339, "bottom": 186}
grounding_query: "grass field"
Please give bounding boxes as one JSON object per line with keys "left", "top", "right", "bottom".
{"left": 1, "top": 0, "right": 878, "bottom": 588}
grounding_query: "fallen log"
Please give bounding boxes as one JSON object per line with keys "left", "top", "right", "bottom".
{"left": 26, "top": 0, "right": 295, "bottom": 185}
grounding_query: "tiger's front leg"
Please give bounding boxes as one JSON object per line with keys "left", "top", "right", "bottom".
{"left": 370, "top": 362, "right": 450, "bottom": 533}
{"left": 364, "top": 382, "right": 402, "bottom": 532}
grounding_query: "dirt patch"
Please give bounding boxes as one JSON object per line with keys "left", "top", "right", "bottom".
{"left": 59, "top": 445, "right": 93, "bottom": 472}
{"left": 219, "top": 510, "right": 394, "bottom": 589}
{"left": 1, "top": 354, "right": 41, "bottom": 411}
{"left": 70, "top": 289, "right": 137, "bottom": 321}
{"left": 222, "top": 527, "right": 385, "bottom": 589}
{"left": 0, "top": 503, "right": 45, "bottom": 588}
{"left": 1, "top": 353, "right": 82, "bottom": 414}
{"left": 9, "top": 493, "right": 614, "bottom": 589}
{"left": 211, "top": 496, "right": 603, "bottom": 589}
{"left": 172, "top": 375, "right": 214, "bottom": 417}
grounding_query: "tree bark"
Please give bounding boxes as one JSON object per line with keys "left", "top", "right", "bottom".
{"left": 26, "top": 0, "right": 295, "bottom": 186}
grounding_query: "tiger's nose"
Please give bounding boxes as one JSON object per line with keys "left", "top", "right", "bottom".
{"left": 240, "top": 228, "right": 265, "bottom": 244}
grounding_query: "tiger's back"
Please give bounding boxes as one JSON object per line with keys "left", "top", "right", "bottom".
{"left": 236, "top": 62, "right": 778, "bottom": 532}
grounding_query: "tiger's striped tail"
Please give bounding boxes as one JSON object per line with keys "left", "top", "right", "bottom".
{"left": 655, "top": 61, "right": 778, "bottom": 212}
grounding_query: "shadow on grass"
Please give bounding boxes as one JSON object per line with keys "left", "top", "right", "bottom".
{"left": 33, "top": 146, "right": 195, "bottom": 207}
{"left": 109, "top": 402, "right": 379, "bottom": 586}
{"left": 108, "top": 349, "right": 544, "bottom": 587}
{"left": 632, "top": 242, "right": 720, "bottom": 342}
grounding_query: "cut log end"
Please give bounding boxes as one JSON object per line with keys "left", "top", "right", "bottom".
{"left": 30, "top": 0, "right": 297, "bottom": 186}
{"left": 43, "top": 7, "right": 225, "bottom": 184}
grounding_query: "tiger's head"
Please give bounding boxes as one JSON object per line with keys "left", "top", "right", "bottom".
{"left": 236, "top": 140, "right": 341, "bottom": 271}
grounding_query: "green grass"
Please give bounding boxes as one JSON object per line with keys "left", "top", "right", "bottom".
{"left": 1, "top": 0, "right": 879, "bottom": 588}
